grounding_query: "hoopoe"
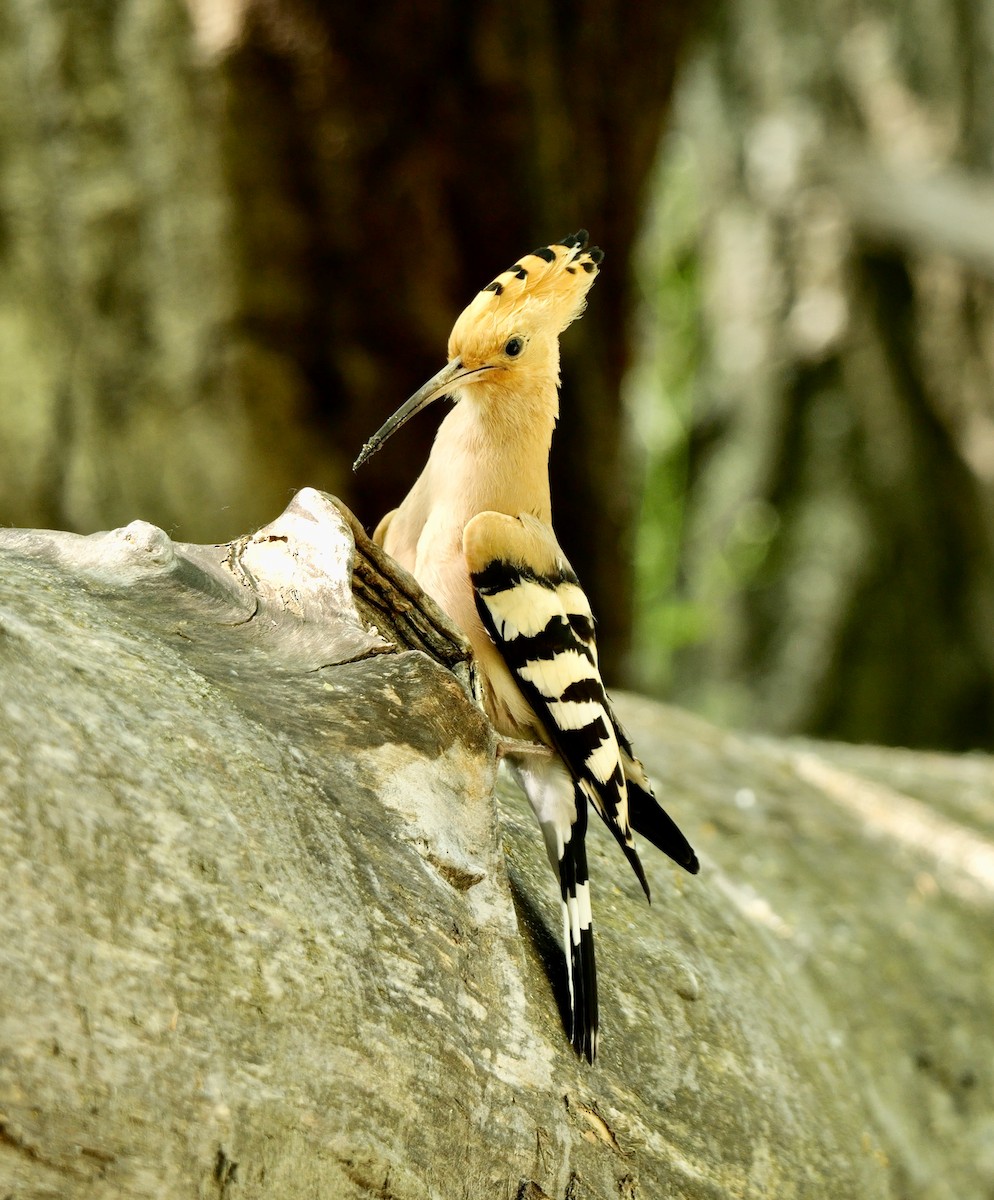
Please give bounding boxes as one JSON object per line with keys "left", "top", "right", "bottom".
{"left": 354, "top": 231, "right": 698, "bottom": 1061}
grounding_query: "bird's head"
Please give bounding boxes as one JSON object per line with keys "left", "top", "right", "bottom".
{"left": 353, "top": 231, "right": 602, "bottom": 469}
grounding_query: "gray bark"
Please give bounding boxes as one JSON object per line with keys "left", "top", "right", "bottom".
{"left": 1, "top": 490, "right": 992, "bottom": 1197}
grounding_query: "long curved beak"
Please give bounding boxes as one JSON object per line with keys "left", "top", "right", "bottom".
{"left": 353, "top": 358, "right": 495, "bottom": 470}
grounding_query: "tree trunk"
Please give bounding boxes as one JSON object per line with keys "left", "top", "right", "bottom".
{"left": 2, "top": 491, "right": 992, "bottom": 1197}
{"left": 660, "top": 0, "right": 994, "bottom": 749}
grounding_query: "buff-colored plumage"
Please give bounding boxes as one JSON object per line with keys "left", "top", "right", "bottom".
{"left": 447, "top": 239, "right": 597, "bottom": 367}
{"left": 367, "top": 235, "right": 601, "bottom": 739}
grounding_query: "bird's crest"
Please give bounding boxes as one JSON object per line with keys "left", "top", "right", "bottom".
{"left": 447, "top": 231, "right": 603, "bottom": 358}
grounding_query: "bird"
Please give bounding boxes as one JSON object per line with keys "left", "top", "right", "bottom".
{"left": 353, "top": 231, "right": 698, "bottom": 1061}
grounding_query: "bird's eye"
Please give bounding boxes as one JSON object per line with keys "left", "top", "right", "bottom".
{"left": 504, "top": 336, "right": 524, "bottom": 357}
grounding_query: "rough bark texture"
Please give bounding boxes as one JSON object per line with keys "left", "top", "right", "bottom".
{"left": 0, "top": 0, "right": 295, "bottom": 536}
{"left": 666, "top": 0, "right": 994, "bottom": 749}
{"left": 2, "top": 490, "right": 992, "bottom": 1198}
{"left": 0, "top": 0, "right": 695, "bottom": 680}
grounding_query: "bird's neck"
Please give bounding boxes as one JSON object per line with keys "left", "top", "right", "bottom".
{"left": 429, "top": 381, "right": 558, "bottom": 524}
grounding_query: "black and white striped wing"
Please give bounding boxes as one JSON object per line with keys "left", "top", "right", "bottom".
{"left": 467, "top": 539, "right": 649, "bottom": 891}
{"left": 609, "top": 705, "right": 700, "bottom": 876}
{"left": 465, "top": 512, "right": 699, "bottom": 885}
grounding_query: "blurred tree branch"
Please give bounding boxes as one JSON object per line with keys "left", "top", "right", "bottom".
{"left": 826, "top": 153, "right": 994, "bottom": 277}
{"left": 656, "top": 4, "right": 994, "bottom": 749}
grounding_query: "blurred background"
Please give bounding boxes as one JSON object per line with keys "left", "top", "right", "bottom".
{"left": 2, "top": 0, "right": 993, "bottom": 752}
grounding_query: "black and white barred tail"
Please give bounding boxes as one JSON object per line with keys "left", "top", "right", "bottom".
{"left": 507, "top": 755, "right": 599, "bottom": 1061}
{"left": 561, "top": 785, "right": 597, "bottom": 1061}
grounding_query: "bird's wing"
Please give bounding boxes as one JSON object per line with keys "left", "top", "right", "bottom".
{"left": 463, "top": 512, "right": 651, "bottom": 895}
{"left": 608, "top": 703, "right": 700, "bottom": 875}
{"left": 371, "top": 507, "right": 397, "bottom": 548}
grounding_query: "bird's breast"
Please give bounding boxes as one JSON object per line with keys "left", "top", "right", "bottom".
{"left": 399, "top": 510, "right": 546, "bottom": 743}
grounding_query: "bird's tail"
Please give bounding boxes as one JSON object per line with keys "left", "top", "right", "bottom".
{"left": 560, "top": 787, "right": 597, "bottom": 1062}
{"left": 509, "top": 757, "right": 599, "bottom": 1061}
